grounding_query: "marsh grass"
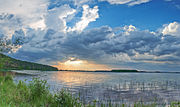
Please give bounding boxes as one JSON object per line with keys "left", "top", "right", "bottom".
{"left": 0, "top": 75, "right": 179, "bottom": 107}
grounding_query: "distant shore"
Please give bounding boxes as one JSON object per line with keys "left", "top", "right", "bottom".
{"left": 58, "top": 69, "right": 180, "bottom": 73}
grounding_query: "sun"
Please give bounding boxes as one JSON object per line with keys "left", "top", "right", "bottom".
{"left": 53, "top": 58, "right": 110, "bottom": 71}
{"left": 64, "top": 60, "right": 83, "bottom": 65}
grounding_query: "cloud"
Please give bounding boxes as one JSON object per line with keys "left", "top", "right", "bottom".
{"left": 0, "top": 0, "right": 48, "bottom": 26}
{"left": 4, "top": 21, "right": 180, "bottom": 71}
{"left": 0, "top": 13, "right": 23, "bottom": 38}
{"left": 0, "top": 0, "right": 49, "bottom": 52}
{"left": 0, "top": 3, "right": 77, "bottom": 52}
{"left": 0, "top": 2, "right": 100, "bottom": 54}
{"left": 53, "top": 59, "right": 110, "bottom": 70}
{"left": 99, "top": 0, "right": 133, "bottom": 5}
{"left": 74, "top": 0, "right": 93, "bottom": 6}
{"left": 29, "top": 19, "right": 46, "bottom": 30}
{"left": 99, "top": 0, "right": 151, "bottom": 6}
{"left": 162, "top": 22, "right": 180, "bottom": 36}
{"left": 68, "top": 5, "right": 99, "bottom": 32}
{"left": 12, "top": 24, "right": 172, "bottom": 59}
{"left": 128, "top": 0, "right": 151, "bottom": 6}
{"left": 45, "top": 4, "right": 76, "bottom": 32}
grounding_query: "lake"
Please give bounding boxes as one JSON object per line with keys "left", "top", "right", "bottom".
{"left": 11, "top": 71, "right": 180, "bottom": 105}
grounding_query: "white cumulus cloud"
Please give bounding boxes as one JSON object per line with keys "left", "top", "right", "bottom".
{"left": 45, "top": 4, "right": 76, "bottom": 32}
{"left": 162, "top": 22, "right": 180, "bottom": 36}
{"left": 68, "top": 5, "right": 99, "bottom": 32}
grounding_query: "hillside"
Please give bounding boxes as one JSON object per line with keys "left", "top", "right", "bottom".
{"left": 0, "top": 53, "right": 58, "bottom": 71}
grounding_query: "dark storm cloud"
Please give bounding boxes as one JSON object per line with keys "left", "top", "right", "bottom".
{"left": 95, "top": 30, "right": 161, "bottom": 56}
{"left": 6, "top": 25, "right": 180, "bottom": 66}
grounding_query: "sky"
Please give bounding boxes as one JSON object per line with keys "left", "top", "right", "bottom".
{"left": 0, "top": 0, "right": 180, "bottom": 71}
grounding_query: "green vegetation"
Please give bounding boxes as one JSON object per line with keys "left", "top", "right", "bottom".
{"left": 0, "top": 53, "right": 58, "bottom": 71}
{"left": 0, "top": 75, "right": 179, "bottom": 107}
{"left": 0, "top": 75, "right": 83, "bottom": 107}
{"left": 111, "top": 69, "right": 139, "bottom": 72}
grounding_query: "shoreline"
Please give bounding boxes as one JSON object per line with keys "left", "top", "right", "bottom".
{"left": 1, "top": 69, "right": 180, "bottom": 74}
{"left": 58, "top": 70, "right": 180, "bottom": 74}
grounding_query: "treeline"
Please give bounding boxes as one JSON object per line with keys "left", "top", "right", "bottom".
{"left": 111, "top": 69, "right": 139, "bottom": 72}
{"left": 0, "top": 53, "right": 58, "bottom": 71}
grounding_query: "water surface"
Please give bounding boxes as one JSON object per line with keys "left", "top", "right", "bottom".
{"left": 12, "top": 71, "right": 180, "bottom": 105}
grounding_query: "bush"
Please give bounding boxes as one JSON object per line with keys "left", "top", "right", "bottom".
{"left": 29, "top": 78, "right": 50, "bottom": 100}
{"left": 4, "top": 75, "right": 13, "bottom": 82}
{"left": 53, "top": 89, "right": 82, "bottom": 107}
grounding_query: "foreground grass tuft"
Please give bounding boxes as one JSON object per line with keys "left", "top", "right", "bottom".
{"left": 0, "top": 76, "right": 83, "bottom": 107}
{"left": 0, "top": 75, "right": 179, "bottom": 107}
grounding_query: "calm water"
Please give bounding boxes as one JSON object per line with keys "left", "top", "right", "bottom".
{"left": 12, "top": 71, "right": 180, "bottom": 105}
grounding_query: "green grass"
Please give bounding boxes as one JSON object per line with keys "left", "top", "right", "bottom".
{"left": 0, "top": 75, "right": 179, "bottom": 107}
{"left": 0, "top": 75, "right": 91, "bottom": 107}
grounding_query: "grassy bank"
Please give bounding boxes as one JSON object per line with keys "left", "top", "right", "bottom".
{"left": 0, "top": 76, "right": 179, "bottom": 107}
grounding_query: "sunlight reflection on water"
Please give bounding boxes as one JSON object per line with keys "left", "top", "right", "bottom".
{"left": 52, "top": 71, "right": 110, "bottom": 87}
